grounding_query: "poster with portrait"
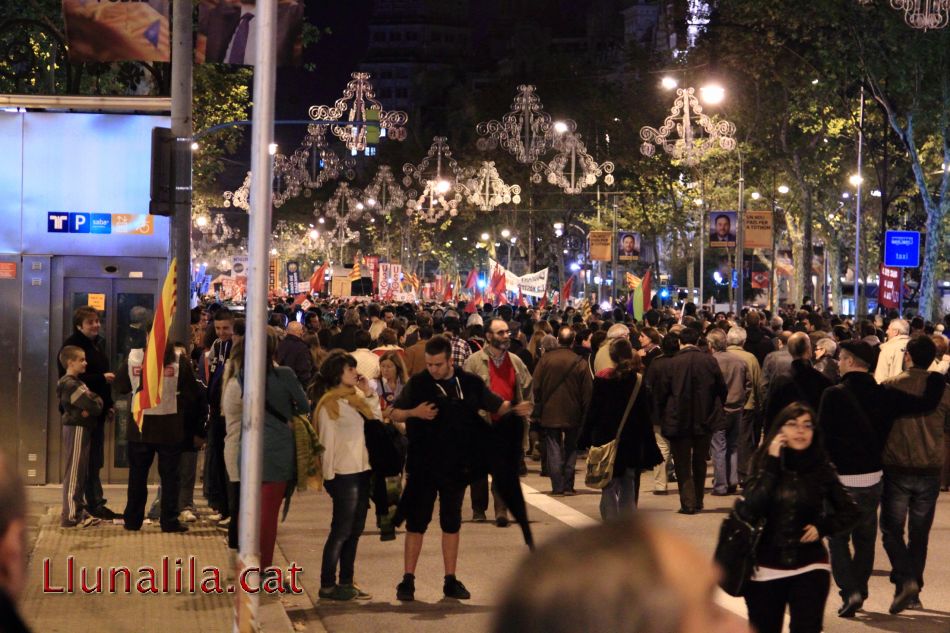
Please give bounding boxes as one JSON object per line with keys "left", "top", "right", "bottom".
{"left": 62, "top": 0, "right": 170, "bottom": 62}
{"left": 709, "top": 211, "right": 738, "bottom": 247}
{"left": 617, "top": 231, "right": 641, "bottom": 261}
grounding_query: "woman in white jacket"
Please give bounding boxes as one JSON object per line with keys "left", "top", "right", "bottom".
{"left": 312, "top": 350, "right": 381, "bottom": 601}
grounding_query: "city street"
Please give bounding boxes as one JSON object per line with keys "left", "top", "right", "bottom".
{"left": 276, "top": 461, "right": 950, "bottom": 633}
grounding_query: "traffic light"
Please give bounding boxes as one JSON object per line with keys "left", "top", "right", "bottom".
{"left": 149, "top": 127, "right": 192, "bottom": 216}
{"left": 364, "top": 109, "right": 380, "bottom": 145}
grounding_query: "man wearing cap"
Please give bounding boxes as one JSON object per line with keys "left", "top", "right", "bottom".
{"left": 817, "top": 340, "right": 946, "bottom": 618}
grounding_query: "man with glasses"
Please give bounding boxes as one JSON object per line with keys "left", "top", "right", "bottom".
{"left": 817, "top": 340, "right": 945, "bottom": 618}
{"left": 463, "top": 318, "right": 534, "bottom": 526}
{"left": 389, "top": 336, "right": 531, "bottom": 602}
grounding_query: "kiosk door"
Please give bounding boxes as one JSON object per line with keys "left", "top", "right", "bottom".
{"left": 62, "top": 277, "right": 156, "bottom": 484}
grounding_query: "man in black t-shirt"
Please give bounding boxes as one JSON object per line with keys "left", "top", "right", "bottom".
{"left": 390, "top": 336, "right": 531, "bottom": 602}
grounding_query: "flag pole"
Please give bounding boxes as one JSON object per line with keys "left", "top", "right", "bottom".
{"left": 236, "top": 1, "right": 277, "bottom": 631}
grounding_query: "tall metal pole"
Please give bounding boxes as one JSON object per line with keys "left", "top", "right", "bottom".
{"left": 853, "top": 86, "right": 865, "bottom": 317}
{"left": 735, "top": 151, "right": 746, "bottom": 311}
{"left": 770, "top": 199, "right": 777, "bottom": 314}
{"left": 699, "top": 180, "right": 705, "bottom": 309}
{"left": 170, "top": 0, "right": 193, "bottom": 344}
{"left": 237, "top": 1, "right": 277, "bottom": 631}
{"left": 611, "top": 196, "right": 619, "bottom": 303}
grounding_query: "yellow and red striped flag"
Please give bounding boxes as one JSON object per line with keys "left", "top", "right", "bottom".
{"left": 132, "top": 258, "right": 177, "bottom": 430}
{"left": 348, "top": 254, "right": 362, "bottom": 282}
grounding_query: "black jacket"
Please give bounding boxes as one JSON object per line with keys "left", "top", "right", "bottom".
{"left": 331, "top": 324, "right": 361, "bottom": 352}
{"left": 579, "top": 372, "right": 662, "bottom": 474}
{"left": 58, "top": 331, "right": 113, "bottom": 411}
{"left": 115, "top": 355, "right": 203, "bottom": 445}
{"left": 276, "top": 334, "right": 314, "bottom": 388}
{"left": 644, "top": 354, "right": 675, "bottom": 428}
{"left": 764, "top": 360, "right": 832, "bottom": 426}
{"left": 817, "top": 371, "right": 946, "bottom": 476}
{"left": 740, "top": 454, "right": 859, "bottom": 569}
{"left": 653, "top": 347, "right": 727, "bottom": 439}
{"left": 744, "top": 326, "right": 776, "bottom": 366}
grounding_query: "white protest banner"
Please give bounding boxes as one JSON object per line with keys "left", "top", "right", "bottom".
{"left": 488, "top": 258, "right": 549, "bottom": 298}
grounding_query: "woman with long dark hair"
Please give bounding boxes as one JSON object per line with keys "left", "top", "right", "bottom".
{"left": 312, "top": 350, "right": 381, "bottom": 601}
{"left": 739, "top": 402, "right": 859, "bottom": 633}
{"left": 579, "top": 338, "right": 662, "bottom": 519}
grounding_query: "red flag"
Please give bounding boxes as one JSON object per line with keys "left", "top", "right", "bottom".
{"left": 517, "top": 286, "right": 523, "bottom": 306}
{"left": 465, "top": 269, "right": 478, "bottom": 290}
{"left": 292, "top": 293, "right": 307, "bottom": 306}
{"left": 464, "top": 299, "right": 477, "bottom": 314}
{"left": 310, "top": 261, "right": 328, "bottom": 293}
{"left": 443, "top": 280, "right": 454, "bottom": 302}
{"left": 560, "top": 275, "right": 575, "bottom": 307}
{"left": 498, "top": 292, "right": 509, "bottom": 305}
{"left": 539, "top": 293, "right": 548, "bottom": 310}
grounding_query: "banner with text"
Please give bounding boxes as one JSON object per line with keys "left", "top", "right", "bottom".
{"left": 744, "top": 211, "right": 773, "bottom": 250}
{"left": 488, "top": 258, "right": 549, "bottom": 298}
{"left": 879, "top": 264, "right": 901, "bottom": 310}
{"left": 588, "top": 231, "right": 612, "bottom": 261}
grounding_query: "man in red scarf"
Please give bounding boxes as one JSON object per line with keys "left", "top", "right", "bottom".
{"left": 463, "top": 318, "right": 534, "bottom": 527}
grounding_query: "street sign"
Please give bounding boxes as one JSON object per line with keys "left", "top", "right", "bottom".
{"left": 883, "top": 230, "right": 920, "bottom": 268}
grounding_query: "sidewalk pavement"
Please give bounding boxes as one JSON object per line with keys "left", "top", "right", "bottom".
{"left": 20, "top": 485, "right": 319, "bottom": 633}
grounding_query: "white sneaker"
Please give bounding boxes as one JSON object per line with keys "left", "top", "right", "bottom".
{"left": 179, "top": 510, "right": 198, "bottom": 523}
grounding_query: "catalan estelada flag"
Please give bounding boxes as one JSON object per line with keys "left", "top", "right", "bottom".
{"left": 348, "top": 255, "right": 362, "bottom": 282}
{"left": 132, "top": 258, "right": 176, "bottom": 430}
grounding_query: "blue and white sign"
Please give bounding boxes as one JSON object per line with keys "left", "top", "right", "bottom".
{"left": 883, "top": 230, "right": 920, "bottom": 268}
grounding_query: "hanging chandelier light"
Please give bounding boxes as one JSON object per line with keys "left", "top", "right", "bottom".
{"left": 639, "top": 87, "right": 736, "bottom": 166}
{"left": 318, "top": 182, "right": 364, "bottom": 262}
{"left": 858, "top": 0, "right": 950, "bottom": 30}
{"left": 476, "top": 84, "right": 560, "bottom": 164}
{"left": 309, "top": 72, "right": 409, "bottom": 154}
{"left": 403, "top": 136, "right": 463, "bottom": 223}
{"left": 363, "top": 165, "right": 407, "bottom": 220}
{"left": 531, "top": 130, "right": 614, "bottom": 194}
{"left": 460, "top": 161, "right": 522, "bottom": 211}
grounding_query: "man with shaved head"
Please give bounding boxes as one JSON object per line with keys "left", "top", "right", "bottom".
{"left": 763, "top": 332, "right": 832, "bottom": 425}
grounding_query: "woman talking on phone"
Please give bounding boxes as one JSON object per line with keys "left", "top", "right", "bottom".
{"left": 312, "top": 350, "right": 382, "bottom": 601}
{"left": 738, "top": 402, "right": 859, "bottom": 633}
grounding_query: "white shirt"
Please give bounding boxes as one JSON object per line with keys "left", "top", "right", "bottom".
{"left": 317, "top": 392, "right": 381, "bottom": 481}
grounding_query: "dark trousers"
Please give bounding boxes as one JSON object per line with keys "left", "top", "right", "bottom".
{"left": 124, "top": 442, "right": 182, "bottom": 530}
{"left": 542, "top": 427, "right": 580, "bottom": 494}
{"left": 744, "top": 569, "right": 830, "bottom": 633}
{"left": 711, "top": 411, "right": 741, "bottom": 493}
{"left": 203, "top": 415, "right": 229, "bottom": 516}
{"left": 880, "top": 472, "right": 940, "bottom": 590}
{"left": 668, "top": 433, "right": 711, "bottom": 512}
{"left": 321, "top": 472, "right": 371, "bottom": 587}
{"left": 85, "top": 420, "right": 107, "bottom": 512}
{"left": 61, "top": 425, "right": 91, "bottom": 523}
{"left": 470, "top": 475, "right": 508, "bottom": 518}
{"left": 829, "top": 481, "right": 882, "bottom": 600}
{"left": 737, "top": 408, "right": 758, "bottom": 483}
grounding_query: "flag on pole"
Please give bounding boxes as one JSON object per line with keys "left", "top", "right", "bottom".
{"left": 626, "top": 272, "right": 642, "bottom": 291}
{"left": 465, "top": 269, "right": 478, "bottom": 290}
{"left": 538, "top": 293, "right": 548, "bottom": 310}
{"left": 404, "top": 271, "right": 420, "bottom": 290}
{"left": 348, "top": 255, "right": 361, "bottom": 282}
{"left": 443, "top": 278, "right": 455, "bottom": 302}
{"left": 132, "top": 258, "right": 177, "bottom": 430}
{"left": 516, "top": 286, "right": 523, "bottom": 307}
{"left": 559, "top": 275, "right": 575, "bottom": 307}
{"left": 633, "top": 269, "right": 652, "bottom": 320}
{"left": 310, "top": 261, "right": 329, "bottom": 293}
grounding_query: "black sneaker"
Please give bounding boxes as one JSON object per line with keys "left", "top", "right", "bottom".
{"left": 396, "top": 574, "right": 415, "bottom": 601}
{"left": 91, "top": 506, "right": 121, "bottom": 520}
{"left": 443, "top": 576, "right": 471, "bottom": 600}
{"left": 161, "top": 523, "right": 189, "bottom": 533}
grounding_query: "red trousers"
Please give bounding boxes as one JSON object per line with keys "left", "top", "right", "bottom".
{"left": 260, "top": 481, "right": 287, "bottom": 570}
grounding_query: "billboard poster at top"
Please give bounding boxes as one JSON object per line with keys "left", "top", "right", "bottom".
{"left": 709, "top": 211, "right": 737, "bottom": 247}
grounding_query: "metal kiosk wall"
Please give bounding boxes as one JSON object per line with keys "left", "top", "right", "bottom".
{"left": 0, "top": 110, "right": 171, "bottom": 484}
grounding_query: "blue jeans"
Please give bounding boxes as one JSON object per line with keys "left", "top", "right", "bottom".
{"left": 543, "top": 427, "right": 580, "bottom": 494}
{"left": 599, "top": 468, "right": 640, "bottom": 520}
{"left": 828, "top": 481, "right": 882, "bottom": 600}
{"left": 880, "top": 472, "right": 940, "bottom": 590}
{"left": 320, "top": 471, "right": 371, "bottom": 587}
{"left": 711, "top": 411, "right": 741, "bottom": 493}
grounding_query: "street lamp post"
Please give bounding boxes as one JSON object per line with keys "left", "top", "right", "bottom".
{"left": 735, "top": 150, "right": 746, "bottom": 311}
{"left": 853, "top": 86, "right": 866, "bottom": 317}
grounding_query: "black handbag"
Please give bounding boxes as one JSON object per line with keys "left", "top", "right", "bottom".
{"left": 713, "top": 504, "right": 765, "bottom": 597}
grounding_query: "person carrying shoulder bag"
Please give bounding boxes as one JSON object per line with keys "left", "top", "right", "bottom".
{"left": 732, "top": 402, "right": 859, "bottom": 633}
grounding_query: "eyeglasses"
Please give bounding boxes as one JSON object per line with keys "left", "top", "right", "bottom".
{"left": 782, "top": 421, "right": 815, "bottom": 431}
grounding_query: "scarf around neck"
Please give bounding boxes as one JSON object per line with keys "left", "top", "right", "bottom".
{"left": 315, "top": 385, "right": 375, "bottom": 421}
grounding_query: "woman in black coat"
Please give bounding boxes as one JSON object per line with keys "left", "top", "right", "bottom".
{"left": 738, "top": 402, "right": 860, "bottom": 633}
{"left": 579, "top": 338, "right": 662, "bottom": 519}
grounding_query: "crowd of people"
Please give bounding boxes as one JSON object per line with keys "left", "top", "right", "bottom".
{"left": 50, "top": 295, "right": 950, "bottom": 630}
